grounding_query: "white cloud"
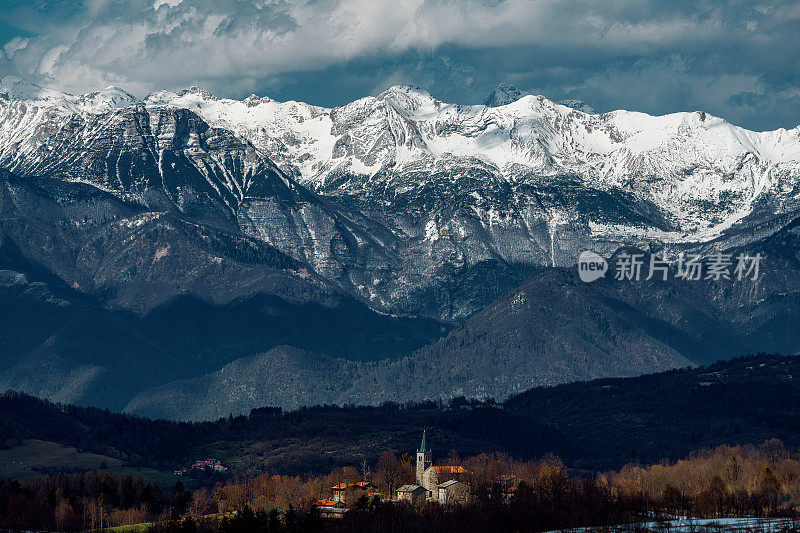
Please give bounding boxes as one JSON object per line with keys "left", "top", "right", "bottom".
{"left": 0, "top": 0, "right": 797, "bottom": 130}
{"left": 0, "top": 1, "right": 742, "bottom": 90}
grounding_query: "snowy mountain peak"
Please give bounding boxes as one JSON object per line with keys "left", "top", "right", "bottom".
{"left": 484, "top": 83, "right": 526, "bottom": 107}
{"left": 2, "top": 76, "right": 800, "bottom": 251}
{"left": 0, "top": 76, "right": 68, "bottom": 102}
{"left": 182, "top": 85, "right": 218, "bottom": 101}
{"left": 76, "top": 85, "right": 140, "bottom": 111}
{"left": 144, "top": 83, "right": 799, "bottom": 244}
{"left": 0, "top": 77, "right": 139, "bottom": 113}
{"left": 244, "top": 93, "right": 271, "bottom": 107}
{"left": 484, "top": 84, "right": 596, "bottom": 114}
{"left": 143, "top": 86, "right": 219, "bottom": 107}
{"left": 377, "top": 84, "right": 432, "bottom": 99}
{"left": 375, "top": 85, "right": 440, "bottom": 113}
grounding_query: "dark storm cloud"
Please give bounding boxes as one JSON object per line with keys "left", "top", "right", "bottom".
{"left": 0, "top": 0, "right": 798, "bottom": 130}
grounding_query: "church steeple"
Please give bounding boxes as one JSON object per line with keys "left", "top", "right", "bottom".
{"left": 416, "top": 430, "right": 432, "bottom": 485}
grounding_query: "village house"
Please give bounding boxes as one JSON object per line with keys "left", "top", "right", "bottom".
{"left": 396, "top": 484, "right": 428, "bottom": 502}
{"left": 312, "top": 480, "right": 374, "bottom": 516}
{"left": 191, "top": 458, "right": 227, "bottom": 472}
{"left": 312, "top": 499, "right": 347, "bottom": 518}
{"left": 174, "top": 458, "right": 227, "bottom": 475}
{"left": 421, "top": 465, "right": 468, "bottom": 493}
{"left": 437, "top": 479, "right": 470, "bottom": 504}
{"left": 331, "top": 481, "right": 372, "bottom": 505}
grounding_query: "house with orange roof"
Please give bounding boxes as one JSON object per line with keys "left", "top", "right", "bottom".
{"left": 330, "top": 481, "right": 373, "bottom": 506}
{"left": 312, "top": 499, "right": 347, "bottom": 518}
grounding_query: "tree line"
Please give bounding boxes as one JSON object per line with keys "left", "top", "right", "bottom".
{"left": 2, "top": 440, "right": 800, "bottom": 531}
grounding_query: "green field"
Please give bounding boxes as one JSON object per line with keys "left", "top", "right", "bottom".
{"left": 103, "top": 523, "right": 154, "bottom": 533}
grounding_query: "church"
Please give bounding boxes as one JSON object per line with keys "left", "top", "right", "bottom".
{"left": 414, "top": 430, "right": 470, "bottom": 503}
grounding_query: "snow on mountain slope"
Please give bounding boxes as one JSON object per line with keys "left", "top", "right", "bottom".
{"left": 0, "top": 76, "right": 139, "bottom": 113}
{"left": 7, "top": 77, "right": 799, "bottom": 243}
{"left": 144, "top": 87, "right": 339, "bottom": 182}
{"left": 0, "top": 77, "right": 289, "bottom": 220}
{"left": 3, "top": 77, "right": 800, "bottom": 320}
{"left": 147, "top": 84, "right": 800, "bottom": 244}
{"left": 0, "top": 79, "right": 412, "bottom": 315}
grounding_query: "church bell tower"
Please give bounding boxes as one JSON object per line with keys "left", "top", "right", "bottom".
{"left": 416, "top": 430, "right": 432, "bottom": 485}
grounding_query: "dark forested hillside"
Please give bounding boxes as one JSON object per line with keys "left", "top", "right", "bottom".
{"left": 125, "top": 213, "right": 800, "bottom": 420}
{"left": 505, "top": 353, "right": 800, "bottom": 468}
{"left": 2, "top": 353, "right": 800, "bottom": 478}
{"left": 0, "top": 390, "right": 566, "bottom": 476}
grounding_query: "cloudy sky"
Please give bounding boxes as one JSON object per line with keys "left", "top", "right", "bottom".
{"left": 1, "top": 0, "right": 798, "bottom": 131}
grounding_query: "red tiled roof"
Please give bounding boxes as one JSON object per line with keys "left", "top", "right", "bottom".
{"left": 314, "top": 499, "right": 341, "bottom": 507}
{"left": 432, "top": 466, "right": 466, "bottom": 474}
{"left": 332, "top": 481, "right": 371, "bottom": 489}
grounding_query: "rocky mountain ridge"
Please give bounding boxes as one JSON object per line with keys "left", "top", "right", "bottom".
{"left": 4, "top": 77, "right": 799, "bottom": 320}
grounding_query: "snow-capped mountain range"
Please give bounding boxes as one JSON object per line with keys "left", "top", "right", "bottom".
{"left": 146, "top": 83, "right": 800, "bottom": 240}
{"left": 2, "top": 76, "right": 800, "bottom": 319}
{"left": 4, "top": 76, "right": 800, "bottom": 418}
